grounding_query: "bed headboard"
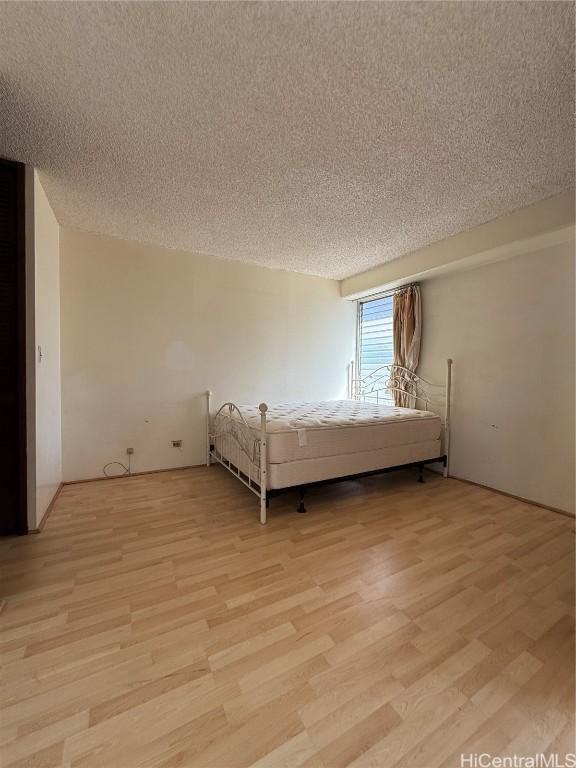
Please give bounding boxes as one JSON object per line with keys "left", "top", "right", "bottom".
{"left": 349, "top": 358, "right": 453, "bottom": 474}
{"left": 350, "top": 363, "right": 433, "bottom": 407}
{"left": 350, "top": 358, "right": 450, "bottom": 405}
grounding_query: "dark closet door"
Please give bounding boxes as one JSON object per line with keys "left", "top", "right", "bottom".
{"left": 0, "top": 159, "right": 28, "bottom": 535}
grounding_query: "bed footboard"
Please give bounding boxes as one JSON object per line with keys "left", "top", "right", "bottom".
{"left": 206, "top": 392, "right": 269, "bottom": 524}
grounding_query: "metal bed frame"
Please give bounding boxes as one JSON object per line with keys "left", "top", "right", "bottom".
{"left": 206, "top": 358, "right": 453, "bottom": 524}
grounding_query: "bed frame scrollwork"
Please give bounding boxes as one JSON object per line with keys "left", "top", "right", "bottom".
{"left": 207, "top": 397, "right": 270, "bottom": 524}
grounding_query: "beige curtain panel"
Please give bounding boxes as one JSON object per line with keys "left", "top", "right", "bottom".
{"left": 393, "top": 284, "right": 422, "bottom": 407}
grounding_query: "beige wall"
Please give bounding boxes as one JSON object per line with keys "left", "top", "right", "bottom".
{"left": 60, "top": 229, "right": 356, "bottom": 482}
{"left": 33, "top": 172, "right": 62, "bottom": 527}
{"left": 58, "top": 219, "right": 574, "bottom": 511}
{"left": 419, "top": 239, "right": 575, "bottom": 513}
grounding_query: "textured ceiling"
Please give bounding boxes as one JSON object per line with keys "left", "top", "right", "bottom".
{"left": 0, "top": 2, "right": 573, "bottom": 279}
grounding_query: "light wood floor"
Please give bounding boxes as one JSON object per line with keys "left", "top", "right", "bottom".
{"left": 1, "top": 467, "right": 574, "bottom": 768}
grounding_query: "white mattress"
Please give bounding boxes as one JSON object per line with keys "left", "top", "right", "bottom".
{"left": 228, "top": 400, "right": 441, "bottom": 463}
{"left": 212, "top": 400, "right": 442, "bottom": 489}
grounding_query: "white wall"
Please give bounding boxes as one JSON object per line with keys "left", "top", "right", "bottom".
{"left": 60, "top": 229, "right": 356, "bottom": 482}
{"left": 33, "top": 172, "right": 62, "bottom": 526}
{"left": 419, "top": 239, "right": 575, "bottom": 513}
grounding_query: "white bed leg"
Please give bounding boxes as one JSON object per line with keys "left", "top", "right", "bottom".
{"left": 444, "top": 359, "right": 452, "bottom": 478}
{"left": 205, "top": 390, "right": 212, "bottom": 467}
{"left": 259, "top": 403, "right": 268, "bottom": 524}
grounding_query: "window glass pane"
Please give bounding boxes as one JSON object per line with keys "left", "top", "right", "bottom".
{"left": 358, "top": 296, "right": 394, "bottom": 404}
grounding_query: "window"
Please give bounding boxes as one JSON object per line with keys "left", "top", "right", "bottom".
{"left": 357, "top": 295, "right": 394, "bottom": 403}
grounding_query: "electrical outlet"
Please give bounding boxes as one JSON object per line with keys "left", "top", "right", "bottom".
{"left": 172, "top": 440, "right": 182, "bottom": 448}
{"left": 126, "top": 447, "right": 134, "bottom": 455}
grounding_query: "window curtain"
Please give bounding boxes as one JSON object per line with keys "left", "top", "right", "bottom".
{"left": 392, "top": 285, "right": 422, "bottom": 407}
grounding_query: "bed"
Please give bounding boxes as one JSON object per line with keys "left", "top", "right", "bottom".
{"left": 206, "top": 359, "right": 452, "bottom": 524}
